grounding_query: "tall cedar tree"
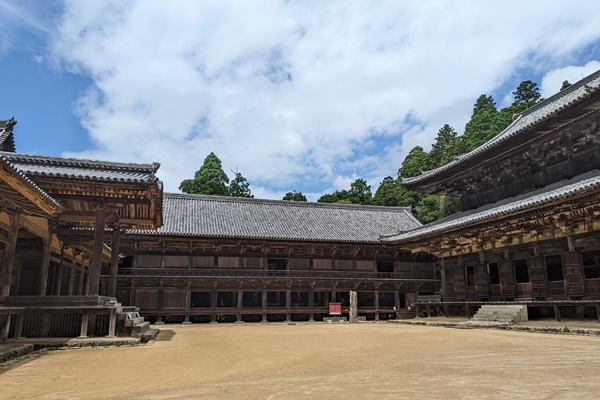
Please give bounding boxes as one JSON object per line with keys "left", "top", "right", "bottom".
{"left": 179, "top": 152, "right": 229, "bottom": 196}
{"left": 428, "top": 124, "right": 467, "bottom": 168}
{"left": 462, "top": 95, "right": 501, "bottom": 150}
{"left": 229, "top": 171, "right": 253, "bottom": 198}
{"left": 399, "top": 146, "right": 431, "bottom": 178}
{"left": 282, "top": 191, "right": 307, "bottom": 201}
{"left": 510, "top": 80, "right": 543, "bottom": 113}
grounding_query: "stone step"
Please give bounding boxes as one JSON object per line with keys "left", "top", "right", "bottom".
{"left": 141, "top": 328, "right": 159, "bottom": 343}
{"left": 131, "top": 321, "right": 150, "bottom": 336}
{"left": 124, "top": 317, "right": 145, "bottom": 327}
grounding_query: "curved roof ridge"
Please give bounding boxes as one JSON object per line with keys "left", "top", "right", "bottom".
{"left": 163, "top": 192, "right": 413, "bottom": 212}
{"left": 402, "top": 68, "right": 600, "bottom": 186}
{"left": 0, "top": 151, "right": 161, "bottom": 172}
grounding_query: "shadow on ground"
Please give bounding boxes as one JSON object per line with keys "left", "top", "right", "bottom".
{"left": 154, "top": 329, "right": 176, "bottom": 341}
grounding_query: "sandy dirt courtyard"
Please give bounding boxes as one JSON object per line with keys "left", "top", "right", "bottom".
{"left": 1, "top": 323, "right": 599, "bottom": 400}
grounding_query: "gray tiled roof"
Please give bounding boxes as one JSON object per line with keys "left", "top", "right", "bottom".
{"left": 132, "top": 193, "right": 421, "bottom": 242}
{"left": 403, "top": 68, "right": 600, "bottom": 186}
{"left": 0, "top": 119, "right": 16, "bottom": 152}
{"left": 0, "top": 153, "right": 161, "bottom": 183}
{"left": 383, "top": 170, "right": 600, "bottom": 243}
{"left": 0, "top": 154, "right": 66, "bottom": 213}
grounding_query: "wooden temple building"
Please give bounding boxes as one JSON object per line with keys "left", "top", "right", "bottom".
{"left": 108, "top": 195, "right": 437, "bottom": 323}
{"left": 2, "top": 68, "right": 600, "bottom": 338}
{"left": 0, "top": 118, "right": 163, "bottom": 339}
{"left": 387, "top": 69, "right": 600, "bottom": 322}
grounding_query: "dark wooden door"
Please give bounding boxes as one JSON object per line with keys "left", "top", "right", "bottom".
{"left": 563, "top": 252, "right": 584, "bottom": 297}
{"left": 527, "top": 256, "right": 547, "bottom": 299}
{"left": 499, "top": 260, "right": 516, "bottom": 298}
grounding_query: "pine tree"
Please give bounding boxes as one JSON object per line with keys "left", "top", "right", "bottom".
{"left": 179, "top": 152, "right": 229, "bottom": 196}
{"left": 463, "top": 95, "right": 501, "bottom": 150}
{"left": 429, "top": 124, "right": 467, "bottom": 168}
{"left": 228, "top": 170, "right": 253, "bottom": 198}
{"left": 372, "top": 176, "right": 420, "bottom": 207}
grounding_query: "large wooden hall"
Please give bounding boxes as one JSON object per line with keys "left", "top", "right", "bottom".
{"left": 1, "top": 68, "right": 600, "bottom": 339}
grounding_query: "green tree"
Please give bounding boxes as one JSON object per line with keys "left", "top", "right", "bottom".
{"left": 228, "top": 170, "right": 253, "bottom": 198}
{"left": 399, "top": 146, "right": 431, "bottom": 178}
{"left": 560, "top": 80, "right": 572, "bottom": 91}
{"left": 463, "top": 95, "right": 501, "bottom": 150}
{"left": 348, "top": 178, "right": 372, "bottom": 205}
{"left": 179, "top": 152, "right": 229, "bottom": 196}
{"left": 372, "top": 176, "right": 420, "bottom": 207}
{"left": 429, "top": 124, "right": 467, "bottom": 168}
{"left": 282, "top": 191, "right": 307, "bottom": 201}
{"left": 511, "top": 80, "right": 543, "bottom": 113}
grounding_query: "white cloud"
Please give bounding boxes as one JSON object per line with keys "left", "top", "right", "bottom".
{"left": 50, "top": 1, "right": 600, "bottom": 197}
{"left": 540, "top": 61, "right": 600, "bottom": 98}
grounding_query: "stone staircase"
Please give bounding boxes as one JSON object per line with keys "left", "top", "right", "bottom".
{"left": 116, "top": 307, "right": 159, "bottom": 342}
{"left": 472, "top": 304, "right": 528, "bottom": 323}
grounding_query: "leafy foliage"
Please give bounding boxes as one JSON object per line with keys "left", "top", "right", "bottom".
{"left": 180, "top": 153, "right": 253, "bottom": 198}
{"left": 317, "top": 178, "right": 372, "bottom": 205}
{"left": 462, "top": 95, "right": 502, "bottom": 150}
{"left": 510, "top": 80, "right": 543, "bottom": 113}
{"left": 399, "top": 146, "right": 430, "bottom": 178}
{"left": 429, "top": 124, "right": 467, "bottom": 168}
{"left": 372, "top": 176, "right": 419, "bottom": 207}
{"left": 228, "top": 170, "right": 253, "bottom": 198}
{"left": 282, "top": 191, "right": 307, "bottom": 201}
{"left": 179, "top": 152, "right": 229, "bottom": 196}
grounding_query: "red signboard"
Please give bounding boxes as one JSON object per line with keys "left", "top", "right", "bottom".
{"left": 329, "top": 302, "right": 342, "bottom": 315}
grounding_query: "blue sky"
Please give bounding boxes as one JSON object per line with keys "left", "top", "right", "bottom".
{"left": 1, "top": 1, "right": 600, "bottom": 200}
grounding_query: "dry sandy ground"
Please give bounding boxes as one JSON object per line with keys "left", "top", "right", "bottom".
{"left": 1, "top": 323, "right": 599, "bottom": 400}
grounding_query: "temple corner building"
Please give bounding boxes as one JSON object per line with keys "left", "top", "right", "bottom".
{"left": 2, "top": 68, "right": 600, "bottom": 339}
{"left": 385, "top": 69, "right": 600, "bottom": 322}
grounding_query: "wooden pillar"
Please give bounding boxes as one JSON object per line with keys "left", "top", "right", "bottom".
{"left": 78, "top": 263, "right": 86, "bottom": 295}
{"left": 86, "top": 208, "right": 106, "bottom": 296}
{"left": 37, "top": 229, "right": 53, "bottom": 296}
{"left": 0, "top": 314, "right": 10, "bottom": 342}
{"left": 13, "top": 313, "right": 23, "bottom": 339}
{"left": 285, "top": 289, "right": 291, "bottom": 322}
{"left": 308, "top": 287, "right": 315, "bottom": 322}
{"left": 108, "top": 227, "right": 123, "bottom": 298}
{"left": 210, "top": 288, "right": 217, "bottom": 323}
{"left": 53, "top": 247, "right": 66, "bottom": 296}
{"left": 106, "top": 308, "right": 117, "bottom": 338}
{"left": 1, "top": 215, "right": 19, "bottom": 296}
{"left": 67, "top": 262, "right": 75, "bottom": 295}
{"left": 596, "top": 303, "right": 600, "bottom": 324}
{"left": 236, "top": 290, "right": 243, "bottom": 323}
{"left": 349, "top": 290, "right": 358, "bottom": 322}
{"left": 261, "top": 288, "right": 268, "bottom": 322}
{"left": 394, "top": 290, "right": 401, "bottom": 318}
{"left": 465, "top": 304, "right": 470, "bottom": 319}
{"left": 79, "top": 310, "right": 89, "bottom": 338}
{"left": 184, "top": 286, "right": 191, "bottom": 323}
{"left": 374, "top": 290, "right": 380, "bottom": 321}
{"left": 554, "top": 305, "right": 562, "bottom": 322}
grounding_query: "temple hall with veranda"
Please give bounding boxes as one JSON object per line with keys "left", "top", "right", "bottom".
{"left": 1, "top": 68, "right": 600, "bottom": 339}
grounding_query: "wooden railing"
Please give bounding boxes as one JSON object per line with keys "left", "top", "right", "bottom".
{"left": 585, "top": 278, "right": 600, "bottom": 297}
{"left": 113, "top": 268, "right": 438, "bottom": 281}
{"left": 547, "top": 281, "right": 566, "bottom": 298}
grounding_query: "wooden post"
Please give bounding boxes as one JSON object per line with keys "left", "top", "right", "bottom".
{"left": 13, "top": 313, "right": 23, "bottom": 339}
{"left": 210, "top": 288, "right": 217, "bottom": 323}
{"left": 37, "top": 230, "right": 53, "bottom": 296}
{"left": 285, "top": 289, "right": 291, "bottom": 322}
{"left": 106, "top": 308, "right": 117, "bottom": 338}
{"left": 0, "top": 314, "right": 10, "bottom": 342}
{"left": 184, "top": 286, "right": 191, "bottom": 324}
{"left": 394, "top": 290, "right": 401, "bottom": 319}
{"left": 86, "top": 208, "right": 106, "bottom": 296}
{"left": 308, "top": 287, "right": 315, "bottom": 322}
{"left": 67, "top": 262, "right": 75, "bottom": 295}
{"left": 349, "top": 290, "right": 358, "bottom": 322}
{"left": 78, "top": 263, "right": 86, "bottom": 295}
{"left": 596, "top": 303, "right": 600, "bottom": 324}
{"left": 79, "top": 310, "right": 89, "bottom": 338}
{"left": 554, "top": 305, "right": 562, "bottom": 322}
{"left": 108, "top": 227, "right": 123, "bottom": 298}
{"left": 261, "top": 289, "right": 268, "bottom": 322}
{"left": 54, "top": 247, "right": 66, "bottom": 295}
{"left": 1, "top": 215, "right": 19, "bottom": 296}
{"left": 236, "top": 290, "right": 243, "bottom": 323}
{"left": 374, "top": 290, "right": 380, "bottom": 321}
